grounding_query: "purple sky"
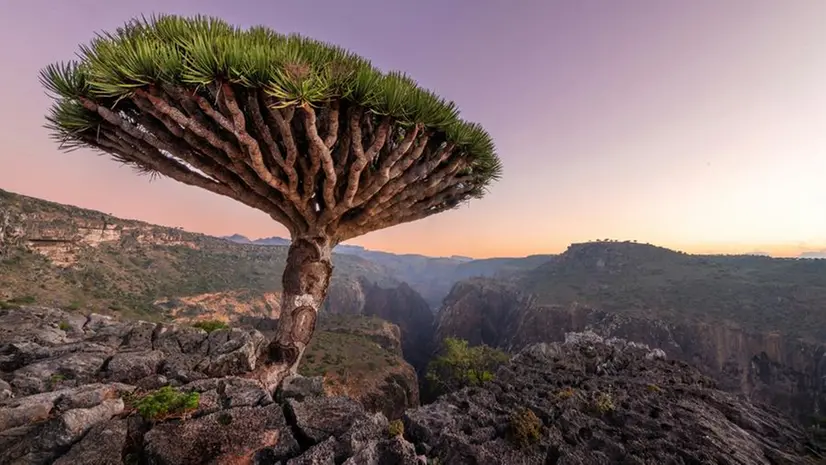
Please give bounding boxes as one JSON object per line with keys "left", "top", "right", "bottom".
{"left": 1, "top": 0, "right": 824, "bottom": 258}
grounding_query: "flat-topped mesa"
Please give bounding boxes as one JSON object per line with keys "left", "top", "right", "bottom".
{"left": 40, "top": 14, "right": 502, "bottom": 384}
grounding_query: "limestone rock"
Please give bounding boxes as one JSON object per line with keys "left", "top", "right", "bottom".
{"left": 52, "top": 418, "right": 128, "bottom": 465}
{"left": 143, "top": 404, "right": 290, "bottom": 465}
{"left": 287, "top": 396, "right": 367, "bottom": 444}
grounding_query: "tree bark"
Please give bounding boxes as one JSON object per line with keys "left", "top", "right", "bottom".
{"left": 271, "top": 236, "right": 333, "bottom": 377}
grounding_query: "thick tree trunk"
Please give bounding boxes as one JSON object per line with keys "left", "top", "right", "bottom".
{"left": 272, "top": 235, "right": 333, "bottom": 375}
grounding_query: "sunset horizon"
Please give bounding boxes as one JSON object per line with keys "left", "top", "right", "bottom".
{"left": 2, "top": 0, "right": 824, "bottom": 260}
{"left": 3, "top": 184, "right": 823, "bottom": 261}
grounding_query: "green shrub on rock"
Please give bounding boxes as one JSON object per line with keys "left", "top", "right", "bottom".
{"left": 425, "top": 338, "right": 509, "bottom": 397}
{"left": 192, "top": 319, "right": 228, "bottom": 333}
{"left": 134, "top": 386, "right": 199, "bottom": 421}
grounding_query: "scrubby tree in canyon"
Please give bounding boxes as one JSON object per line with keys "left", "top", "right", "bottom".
{"left": 40, "top": 15, "right": 501, "bottom": 386}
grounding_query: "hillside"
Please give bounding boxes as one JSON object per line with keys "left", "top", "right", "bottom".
{"left": 0, "top": 188, "right": 396, "bottom": 321}
{"left": 518, "top": 240, "right": 826, "bottom": 341}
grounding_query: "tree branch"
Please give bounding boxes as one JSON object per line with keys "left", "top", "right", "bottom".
{"left": 301, "top": 103, "right": 337, "bottom": 212}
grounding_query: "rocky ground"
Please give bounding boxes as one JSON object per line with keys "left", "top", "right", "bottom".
{"left": 1, "top": 307, "right": 822, "bottom": 464}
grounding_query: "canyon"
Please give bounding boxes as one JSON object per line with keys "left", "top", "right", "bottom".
{"left": 3, "top": 187, "right": 826, "bottom": 436}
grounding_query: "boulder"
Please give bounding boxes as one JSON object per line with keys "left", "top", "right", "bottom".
{"left": 143, "top": 404, "right": 291, "bottom": 464}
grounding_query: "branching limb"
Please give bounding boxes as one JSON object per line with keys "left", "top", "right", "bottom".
{"left": 301, "top": 104, "right": 337, "bottom": 212}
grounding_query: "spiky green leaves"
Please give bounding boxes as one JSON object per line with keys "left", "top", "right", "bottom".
{"left": 40, "top": 14, "right": 501, "bottom": 184}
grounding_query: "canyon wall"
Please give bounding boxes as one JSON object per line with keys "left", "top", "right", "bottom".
{"left": 435, "top": 278, "right": 826, "bottom": 423}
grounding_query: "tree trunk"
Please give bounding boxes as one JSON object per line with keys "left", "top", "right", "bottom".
{"left": 271, "top": 235, "right": 333, "bottom": 376}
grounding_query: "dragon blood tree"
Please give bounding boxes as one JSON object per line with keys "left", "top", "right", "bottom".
{"left": 40, "top": 15, "right": 501, "bottom": 386}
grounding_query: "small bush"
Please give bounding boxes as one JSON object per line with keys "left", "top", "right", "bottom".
{"left": 134, "top": 386, "right": 199, "bottom": 421}
{"left": 8, "top": 295, "right": 36, "bottom": 305}
{"left": 646, "top": 384, "right": 661, "bottom": 393}
{"left": 388, "top": 419, "right": 404, "bottom": 437}
{"left": 192, "top": 320, "right": 228, "bottom": 333}
{"left": 67, "top": 301, "right": 82, "bottom": 311}
{"left": 506, "top": 407, "right": 541, "bottom": 448}
{"left": 556, "top": 387, "right": 576, "bottom": 400}
{"left": 594, "top": 392, "right": 615, "bottom": 414}
{"left": 58, "top": 320, "right": 71, "bottom": 331}
{"left": 49, "top": 373, "right": 66, "bottom": 388}
{"left": 0, "top": 301, "right": 20, "bottom": 310}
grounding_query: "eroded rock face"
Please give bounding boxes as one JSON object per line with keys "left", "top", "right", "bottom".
{"left": 435, "top": 277, "right": 826, "bottom": 424}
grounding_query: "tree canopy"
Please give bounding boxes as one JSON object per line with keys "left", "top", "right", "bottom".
{"left": 40, "top": 15, "right": 502, "bottom": 242}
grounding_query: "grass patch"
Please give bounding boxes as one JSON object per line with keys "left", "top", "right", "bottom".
{"left": 134, "top": 386, "right": 199, "bottom": 421}
{"left": 7, "top": 295, "right": 35, "bottom": 305}
{"left": 192, "top": 319, "right": 228, "bottom": 333}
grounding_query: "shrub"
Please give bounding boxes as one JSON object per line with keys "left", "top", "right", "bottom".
{"left": 58, "top": 320, "right": 71, "bottom": 331}
{"left": 646, "top": 384, "right": 661, "bottom": 393}
{"left": 425, "top": 338, "right": 509, "bottom": 397}
{"left": 506, "top": 407, "right": 541, "bottom": 448}
{"left": 556, "top": 387, "right": 576, "bottom": 400}
{"left": 192, "top": 319, "right": 228, "bottom": 333}
{"left": 134, "top": 386, "right": 200, "bottom": 421}
{"left": 388, "top": 419, "right": 404, "bottom": 437}
{"left": 594, "top": 392, "right": 615, "bottom": 414}
{"left": 49, "top": 373, "right": 67, "bottom": 388}
{"left": 8, "top": 295, "right": 36, "bottom": 305}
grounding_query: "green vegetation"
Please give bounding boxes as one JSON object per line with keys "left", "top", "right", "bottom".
{"left": 425, "top": 338, "right": 509, "bottom": 397}
{"left": 593, "top": 392, "right": 615, "bottom": 414}
{"left": 647, "top": 384, "right": 662, "bottom": 393}
{"left": 134, "top": 386, "right": 199, "bottom": 421}
{"left": 57, "top": 320, "right": 71, "bottom": 331}
{"left": 556, "top": 387, "right": 576, "bottom": 400}
{"left": 388, "top": 419, "right": 404, "bottom": 438}
{"left": 506, "top": 407, "right": 542, "bottom": 448}
{"left": 7, "top": 295, "right": 36, "bottom": 305}
{"left": 520, "top": 241, "right": 826, "bottom": 341}
{"left": 49, "top": 373, "right": 67, "bottom": 388}
{"left": 192, "top": 319, "right": 228, "bottom": 333}
{"left": 41, "top": 15, "right": 501, "bottom": 190}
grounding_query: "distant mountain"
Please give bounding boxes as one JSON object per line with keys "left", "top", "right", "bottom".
{"left": 223, "top": 233, "right": 553, "bottom": 308}
{"left": 221, "top": 233, "right": 252, "bottom": 244}
{"left": 800, "top": 251, "right": 826, "bottom": 259}
{"left": 515, "top": 240, "right": 826, "bottom": 341}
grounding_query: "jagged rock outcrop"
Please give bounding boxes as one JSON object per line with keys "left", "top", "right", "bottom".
{"left": 435, "top": 278, "right": 826, "bottom": 424}
{"left": 404, "top": 332, "right": 820, "bottom": 464}
{"left": 1, "top": 316, "right": 819, "bottom": 464}
{"left": 0, "top": 307, "right": 417, "bottom": 421}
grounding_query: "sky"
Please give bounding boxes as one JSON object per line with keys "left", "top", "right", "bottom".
{"left": 1, "top": 0, "right": 825, "bottom": 259}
